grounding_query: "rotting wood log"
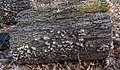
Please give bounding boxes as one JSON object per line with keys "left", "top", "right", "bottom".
{"left": 10, "top": 9, "right": 112, "bottom": 64}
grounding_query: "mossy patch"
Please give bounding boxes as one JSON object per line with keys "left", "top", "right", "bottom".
{"left": 80, "top": 3, "right": 109, "bottom": 13}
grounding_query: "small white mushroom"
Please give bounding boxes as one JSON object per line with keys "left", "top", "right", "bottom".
{"left": 48, "top": 46, "right": 50, "bottom": 49}
{"left": 111, "top": 41, "right": 114, "bottom": 49}
{"left": 62, "top": 41, "right": 65, "bottom": 43}
{"left": 45, "top": 42, "right": 50, "bottom": 45}
{"left": 57, "top": 31, "right": 61, "bottom": 34}
{"left": 44, "top": 49, "right": 47, "bottom": 52}
{"left": 43, "top": 36, "right": 50, "bottom": 40}
{"left": 61, "top": 33, "right": 64, "bottom": 37}
{"left": 115, "top": 33, "right": 119, "bottom": 37}
{"left": 35, "top": 38, "right": 39, "bottom": 40}
{"left": 118, "top": 12, "right": 120, "bottom": 15}
{"left": 27, "top": 50, "right": 31, "bottom": 53}
{"left": 31, "top": 47, "right": 36, "bottom": 50}
{"left": 70, "top": 46, "right": 74, "bottom": 48}
{"left": 58, "top": 45, "right": 62, "bottom": 47}
{"left": 53, "top": 41, "right": 56, "bottom": 44}
{"left": 97, "top": 49, "right": 100, "bottom": 52}
{"left": 25, "top": 45, "right": 29, "bottom": 48}
{"left": 80, "top": 43, "right": 84, "bottom": 47}
{"left": 50, "top": 30, "right": 54, "bottom": 33}
{"left": 50, "top": 48, "right": 53, "bottom": 51}
{"left": 57, "top": 9, "right": 61, "bottom": 12}
{"left": 102, "top": 45, "right": 109, "bottom": 48}
{"left": 81, "top": 29, "right": 85, "bottom": 32}
{"left": 76, "top": 42, "right": 80, "bottom": 45}
{"left": 79, "top": 38, "right": 84, "bottom": 41}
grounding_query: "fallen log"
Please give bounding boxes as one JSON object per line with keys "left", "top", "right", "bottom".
{"left": 10, "top": 9, "right": 112, "bottom": 64}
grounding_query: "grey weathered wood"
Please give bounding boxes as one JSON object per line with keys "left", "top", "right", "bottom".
{"left": 10, "top": 8, "right": 112, "bottom": 64}
{"left": 0, "top": 0, "right": 31, "bottom": 24}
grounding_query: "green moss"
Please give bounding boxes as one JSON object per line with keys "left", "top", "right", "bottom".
{"left": 99, "top": 3, "right": 109, "bottom": 12}
{"left": 80, "top": 3, "right": 109, "bottom": 13}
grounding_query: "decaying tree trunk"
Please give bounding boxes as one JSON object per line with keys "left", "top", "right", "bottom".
{"left": 10, "top": 8, "right": 112, "bottom": 64}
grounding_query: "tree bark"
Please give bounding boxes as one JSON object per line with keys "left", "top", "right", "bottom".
{"left": 10, "top": 11, "right": 112, "bottom": 64}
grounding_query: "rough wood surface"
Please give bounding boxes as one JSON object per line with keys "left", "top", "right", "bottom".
{"left": 10, "top": 9, "right": 112, "bottom": 64}
{"left": 0, "top": 0, "right": 31, "bottom": 24}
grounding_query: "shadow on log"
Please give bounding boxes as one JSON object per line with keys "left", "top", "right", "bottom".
{"left": 10, "top": 8, "right": 112, "bottom": 64}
